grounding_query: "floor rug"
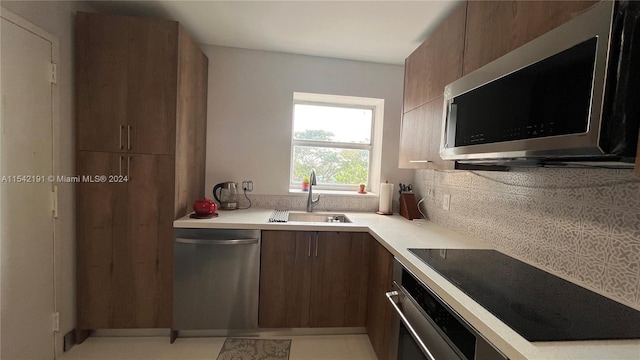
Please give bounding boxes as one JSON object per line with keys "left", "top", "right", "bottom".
{"left": 216, "top": 338, "right": 292, "bottom": 360}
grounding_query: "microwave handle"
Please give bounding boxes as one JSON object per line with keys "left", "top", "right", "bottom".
{"left": 443, "top": 102, "right": 457, "bottom": 151}
{"left": 386, "top": 291, "right": 437, "bottom": 360}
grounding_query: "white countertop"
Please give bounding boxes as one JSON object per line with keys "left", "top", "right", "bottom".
{"left": 175, "top": 209, "right": 640, "bottom": 360}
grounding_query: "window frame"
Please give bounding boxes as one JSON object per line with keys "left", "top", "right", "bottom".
{"left": 290, "top": 92, "right": 384, "bottom": 193}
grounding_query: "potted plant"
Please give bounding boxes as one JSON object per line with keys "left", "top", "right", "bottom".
{"left": 358, "top": 182, "right": 367, "bottom": 194}
{"left": 301, "top": 176, "right": 310, "bottom": 191}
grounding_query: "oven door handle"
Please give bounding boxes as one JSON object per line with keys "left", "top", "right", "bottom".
{"left": 386, "top": 290, "right": 437, "bottom": 360}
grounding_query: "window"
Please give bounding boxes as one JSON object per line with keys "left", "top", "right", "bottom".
{"left": 290, "top": 92, "right": 384, "bottom": 192}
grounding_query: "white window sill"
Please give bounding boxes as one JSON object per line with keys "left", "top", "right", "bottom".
{"left": 289, "top": 189, "right": 379, "bottom": 198}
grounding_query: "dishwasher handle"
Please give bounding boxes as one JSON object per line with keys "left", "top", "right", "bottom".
{"left": 175, "top": 238, "right": 259, "bottom": 245}
{"left": 386, "top": 290, "right": 437, "bottom": 360}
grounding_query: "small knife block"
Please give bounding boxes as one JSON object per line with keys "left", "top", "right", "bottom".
{"left": 399, "top": 193, "right": 422, "bottom": 220}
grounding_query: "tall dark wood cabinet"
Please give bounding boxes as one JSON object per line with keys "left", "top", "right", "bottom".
{"left": 75, "top": 12, "right": 207, "bottom": 340}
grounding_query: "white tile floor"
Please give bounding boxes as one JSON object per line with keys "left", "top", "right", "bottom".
{"left": 59, "top": 334, "right": 377, "bottom": 360}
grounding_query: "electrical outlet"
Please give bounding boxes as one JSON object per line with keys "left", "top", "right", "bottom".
{"left": 443, "top": 194, "right": 450, "bottom": 211}
{"left": 427, "top": 188, "right": 434, "bottom": 197}
{"left": 242, "top": 180, "right": 253, "bottom": 192}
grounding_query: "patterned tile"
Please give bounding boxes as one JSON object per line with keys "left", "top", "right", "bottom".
{"left": 550, "top": 250, "right": 579, "bottom": 278}
{"left": 578, "top": 230, "right": 611, "bottom": 264}
{"left": 576, "top": 258, "right": 606, "bottom": 290}
{"left": 579, "top": 204, "right": 612, "bottom": 234}
{"left": 437, "top": 170, "right": 472, "bottom": 188}
{"left": 603, "top": 266, "right": 639, "bottom": 305}
{"left": 608, "top": 237, "right": 640, "bottom": 274}
{"left": 553, "top": 226, "right": 581, "bottom": 254}
{"left": 610, "top": 210, "right": 640, "bottom": 237}
{"left": 247, "top": 194, "right": 379, "bottom": 212}
{"left": 613, "top": 181, "right": 640, "bottom": 209}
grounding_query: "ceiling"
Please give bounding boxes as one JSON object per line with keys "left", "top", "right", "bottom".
{"left": 89, "top": 0, "right": 463, "bottom": 65}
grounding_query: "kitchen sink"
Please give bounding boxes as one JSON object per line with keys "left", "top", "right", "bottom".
{"left": 287, "top": 212, "right": 351, "bottom": 223}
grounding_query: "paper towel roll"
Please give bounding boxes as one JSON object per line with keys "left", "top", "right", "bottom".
{"left": 378, "top": 182, "right": 393, "bottom": 214}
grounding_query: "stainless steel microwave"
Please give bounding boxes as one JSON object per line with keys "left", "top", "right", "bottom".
{"left": 441, "top": 1, "right": 639, "bottom": 167}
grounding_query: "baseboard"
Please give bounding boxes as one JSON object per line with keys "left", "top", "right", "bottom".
{"left": 174, "top": 327, "right": 366, "bottom": 338}
{"left": 63, "top": 330, "right": 76, "bottom": 351}
{"left": 92, "top": 329, "right": 171, "bottom": 337}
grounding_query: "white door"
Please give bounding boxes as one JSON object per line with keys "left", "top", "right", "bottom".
{"left": 0, "top": 11, "right": 56, "bottom": 360}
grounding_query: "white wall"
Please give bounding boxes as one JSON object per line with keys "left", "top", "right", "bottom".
{"left": 0, "top": 1, "right": 94, "bottom": 356}
{"left": 204, "top": 45, "right": 413, "bottom": 198}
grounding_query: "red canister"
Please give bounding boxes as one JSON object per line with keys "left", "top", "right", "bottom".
{"left": 193, "top": 198, "right": 217, "bottom": 216}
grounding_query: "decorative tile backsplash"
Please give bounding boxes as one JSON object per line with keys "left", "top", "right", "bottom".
{"left": 240, "top": 193, "right": 396, "bottom": 213}
{"left": 413, "top": 168, "right": 640, "bottom": 310}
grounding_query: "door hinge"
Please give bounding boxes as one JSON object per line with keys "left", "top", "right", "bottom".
{"left": 49, "top": 63, "right": 57, "bottom": 84}
{"left": 52, "top": 183, "right": 59, "bottom": 219}
{"left": 53, "top": 312, "right": 60, "bottom": 332}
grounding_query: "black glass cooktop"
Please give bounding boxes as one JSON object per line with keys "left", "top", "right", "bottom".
{"left": 408, "top": 248, "right": 640, "bottom": 342}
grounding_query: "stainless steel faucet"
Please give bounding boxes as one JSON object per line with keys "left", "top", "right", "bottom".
{"left": 306, "top": 169, "right": 320, "bottom": 212}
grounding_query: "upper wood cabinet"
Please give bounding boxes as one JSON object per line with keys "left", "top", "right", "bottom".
{"left": 76, "top": 14, "right": 128, "bottom": 153}
{"left": 463, "top": 1, "right": 599, "bottom": 75}
{"left": 399, "top": 96, "right": 454, "bottom": 170}
{"left": 76, "top": 12, "right": 179, "bottom": 155}
{"left": 403, "top": 4, "right": 466, "bottom": 113}
{"left": 398, "top": 4, "right": 466, "bottom": 170}
{"left": 259, "top": 231, "right": 370, "bottom": 329}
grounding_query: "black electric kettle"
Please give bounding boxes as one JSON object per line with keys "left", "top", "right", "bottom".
{"left": 213, "top": 182, "right": 238, "bottom": 210}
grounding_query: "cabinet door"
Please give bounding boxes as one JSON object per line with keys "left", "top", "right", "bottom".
{"left": 310, "top": 232, "right": 370, "bottom": 327}
{"left": 259, "top": 231, "right": 313, "bottom": 328}
{"left": 76, "top": 151, "right": 127, "bottom": 329}
{"left": 366, "top": 237, "right": 394, "bottom": 360}
{"left": 127, "top": 18, "right": 178, "bottom": 155}
{"left": 112, "top": 154, "right": 175, "bottom": 328}
{"left": 399, "top": 104, "right": 431, "bottom": 168}
{"left": 76, "top": 13, "right": 128, "bottom": 153}
{"left": 399, "top": 98, "right": 453, "bottom": 170}
{"left": 403, "top": 4, "right": 466, "bottom": 112}
{"left": 464, "top": 1, "right": 598, "bottom": 75}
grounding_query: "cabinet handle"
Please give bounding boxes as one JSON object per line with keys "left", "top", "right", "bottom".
{"left": 308, "top": 235, "right": 312, "bottom": 257}
{"left": 119, "top": 125, "right": 124, "bottom": 150}
{"left": 127, "top": 125, "right": 132, "bottom": 150}
{"left": 314, "top": 233, "right": 318, "bottom": 257}
{"left": 119, "top": 156, "right": 123, "bottom": 176}
{"left": 127, "top": 156, "right": 131, "bottom": 180}
{"left": 409, "top": 160, "right": 432, "bottom": 163}
{"left": 386, "top": 291, "right": 437, "bottom": 360}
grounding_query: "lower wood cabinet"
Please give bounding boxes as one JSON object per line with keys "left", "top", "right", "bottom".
{"left": 365, "top": 237, "right": 395, "bottom": 360}
{"left": 77, "top": 151, "right": 175, "bottom": 329}
{"left": 259, "top": 230, "right": 370, "bottom": 328}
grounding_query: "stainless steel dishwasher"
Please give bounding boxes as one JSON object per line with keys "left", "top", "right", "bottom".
{"left": 173, "top": 228, "right": 260, "bottom": 333}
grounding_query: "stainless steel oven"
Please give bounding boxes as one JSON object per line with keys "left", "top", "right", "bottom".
{"left": 387, "top": 259, "right": 507, "bottom": 360}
